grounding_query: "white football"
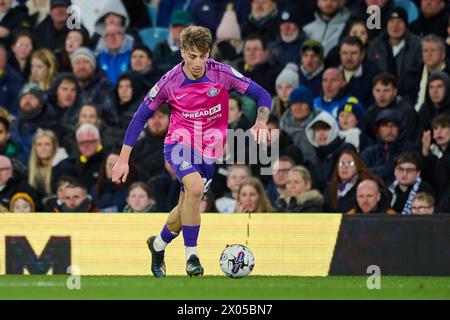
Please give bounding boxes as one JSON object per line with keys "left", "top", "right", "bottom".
{"left": 219, "top": 244, "right": 255, "bottom": 278}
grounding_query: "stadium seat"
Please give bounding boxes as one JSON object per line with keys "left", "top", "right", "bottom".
{"left": 138, "top": 27, "right": 169, "bottom": 51}
{"left": 146, "top": 3, "right": 158, "bottom": 28}
{"left": 395, "top": 0, "right": 419, "bottom": 24}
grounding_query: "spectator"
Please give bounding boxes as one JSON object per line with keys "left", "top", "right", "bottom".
{"left": 337, "top": 97, "right": 373, "bottom": 152}
{"left": 212, "top": 5, "right": 243, "bottom": 68}
{"left": 215, "top": 164, "right": 252, "bottom": 213}
{"left": 268, "top": 6, "right": 306, "bottom": 66}
{"left": 410, "top": 0, "right": 448, "bottom": 39}
{"left": 190, "top": 0, "right": 250, "bottom": 36}
{"left": 266, "top": 156, "right": 295, "bottom": 206}
{"left": 29, "top": 48, "right": 58, "bottom": 92}
{"left": 115, "top": 71, "right": 146, "bottom": 134}
{"left": 148, "top": 160, "right": 181, "bottom": 212}
{"left": 367, "top": 7, "right": 423, "bottom": 90}
{"left": 280, "top": 85, "right": 318, "bottom": 166}
{"left": 123, "top": 181, "right": 158, "bottom": 213}
{"left": 153, "top": 10, "right": 192, "bottom": 74}
{"left": 305, "top": 111, "right": 355, "bottom": 192}
{"left": 0, "top": 155, "right": 38, "bottom": 212}
{"left": 325, "top": 18, "right": 370, "bottom": 68}
{"left": 91, "top": 150, "right": 136, "bottom": 212}
{"left": 275, "top": 165, "right": 324, "bottom": 212}
{"left": 241, "top": 0, "right": 279, "bottom": 44}
{"left": 9, "top": 30, "right": 34, "bottom": 82}
{"left": 130, "top": 45, "right": 161, "bottom": 91}
{"left": 42, "top": 174, "right": 78, "bottom": 212}
{"left": 411, "top": 192, "right": 435, "bottom": 215}
{"left": 59, "top": 181, "right": 99, "bottom": 212}
{"left": 298, "top": 40, "right": 325, "bottom": 97}
{"left": 34, "top": 0, "right": 89, "bottom": 52}
{"left": 418, "top": 71, "right": 450, "bottom": 132}
{"left": 339, "top": 36, "right": 381, "bottom": 107}
{"left": 0, "top": 116, "right": 23, "bottom": 161}
{"left": 56, "top": 29, "right": 90, "bottom": 73}
{"left": 271, "top": 63, "right": 299, "bottom": 119}
{"left": 234, "top": 177, "right": 273, "bottom": 213}
{"left": 388, "top": 151, "right": 435, "bottom": 214}
{"left": 411, "top": 35, "right": 449, "bottom": 111}
{"left": 0, "top": 0, "right": 31, "bottom": 48}
{"left": 47, "top": 72, "right": 81, "bottom": 128}
{"left": 324, "top": 149, "right": 373, "bottom": 213}
{"left": 361, "top": 109, "right": 417, "bottom": 183}
{"left": 97, "top": 24, "right": 132, "bottom": 86}
{"left": 348, "top": 0, "right": 396, "bottom": 40}
{"left": 9, "top": 192, "right": 36, "bottom": 212}
{"left": 27, "top": 0, "right": 50, "bottom": 27}
{"left": 0, "top": 44, "right": 24, "bottom": 115}
{"left": 91, "top": 0, "right": 137, "bottom": 54}
{"left": 237, "top": 34, "right": 282, "bottom": 96}
{"left": 28, "top": 129, "right": 71, "bottom": 202}
{"left": 71, "top": 47, "right": 119, "bottom": 126}
{"left": 367, "top": 73, "right": 418, "bottom": 143}
{"left": 314, "top": 67, "right": 356, "bottom": 118}
{"left": 228, "top": 95, "right": 251, "bottom": 131}
{"left": 132, "top": 105, "right": 170, "bottom": 182}
{"left": 199, "top": 191, "right": 218, "bottom": 213}
{"left": 304, "top": 0, "right": 350, "bottom": 56}
{"left": 347, "top": 179, "right": 396, "bottom": 214}
{"left": 421, "top": 114, "right": 450, "bottom": 201}
{"left": 14, "top": 82, "right": 58, "bottom": 164}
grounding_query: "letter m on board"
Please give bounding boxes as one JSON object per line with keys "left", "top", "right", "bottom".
{"left": 5, "top": 236, "right": 71, "bottom": 274}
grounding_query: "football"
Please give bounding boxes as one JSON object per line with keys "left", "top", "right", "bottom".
{"left": 219, "top": 244, "right": 255, "bottom": 278}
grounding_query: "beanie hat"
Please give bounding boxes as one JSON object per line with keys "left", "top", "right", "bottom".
{"left": 216, "top": 6, "right": 241, "bottom": 41}
{"left": 170, "top": 10, "right": 192, "bottom": 26}
{"left": 20, "top": 82, "right": 46, "bottom": 105}
{"left": 337, "top": 96, "right": 365, "bottom": 123}
{"left": 279, "top": 6, "right": 302, "bottom": 27}
{"left": 375, "top": 109, "right": 401, "bottom": 127}
{"left": 289, "top": 85, "right": 314, "bottom": 107}
{"left": 70, "top": 47, "right": 97, "bottom": 68}
{"left": 388, "top": 7, "right": 408, "bottom": 25}
{"left": 9, "top": 192, "right": 36, "bottom": 212}
{"left": 276, "top": 63, "right": 300, "bottom": 88}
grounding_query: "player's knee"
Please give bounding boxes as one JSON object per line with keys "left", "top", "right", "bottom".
{"left": 184, "top": 181, "right": 204, "bottom": 198}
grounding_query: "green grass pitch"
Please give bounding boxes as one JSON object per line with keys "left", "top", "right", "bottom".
{"left": 0, "top": 276, "right": 449, "bottom": 299}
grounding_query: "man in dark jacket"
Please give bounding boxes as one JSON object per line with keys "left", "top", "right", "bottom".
{"left": 59, "top": 181, "right": 99, "bottom": 212}
{"left": 367, "top": 73, "right": 418, "bottom": 143}
{"left": 241, "top": 0, "right": 279, "bottom": 44}
{"left": 410, "top": 0, "right": 448, "bottom": 39}
{"left": 33, "top": 0, "right": 89, "bottom": 52}
{"left": 361, "top": 109, "right": 418, "bottom": 183}
{"left": 237, "top": 34, "right": 282, "bottom": 96}
{"left": 0, "top": 0, "right": 31, "bottom": 48}
{"left": 0, "top": 44, "right": 24, "bottom": 116}
{"left": 367, "top": 7, "right": 423, "bottom": 91}
{"left": 71, "top": 47, "right": 119, "bottom": 126}
{"left": 388, "top": 151, "right": 435, "bottom": 214}
{"left": 339, "top": 36, "right": 381, "bottom": 107}
{"left": 130, "top": 45, "right": 162, "bottom": 91}
{"left": 347, "top": 179, "right": 396, "bottom": 214}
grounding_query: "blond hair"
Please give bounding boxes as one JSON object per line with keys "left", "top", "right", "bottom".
{"left": 29, "top": 48, "right": 58, "bottom": 91}
{"left": 28, "top": 129, "right": 59, "bottom": 195}
{"left": 180, "top": 26, "right": 212, "bottom": 54}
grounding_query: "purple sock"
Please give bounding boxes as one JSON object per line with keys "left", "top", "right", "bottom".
{"left": 182, "top": 225, "right": 200, "bottom": 247}
{"left": 160, "top": 224, "right": 179, "bottom": 244}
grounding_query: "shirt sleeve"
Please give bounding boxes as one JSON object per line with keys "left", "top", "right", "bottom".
{"left": 244, "top": 80, "right": 272, "bottom": 111}
{"left": 123, "top": 81, "right": 168, "bottom": 147}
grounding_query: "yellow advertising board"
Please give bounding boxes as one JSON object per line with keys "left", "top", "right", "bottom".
{"left": 0, "top": 213, "right": 342, "bottom": 276}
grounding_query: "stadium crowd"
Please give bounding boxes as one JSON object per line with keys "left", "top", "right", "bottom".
{"left": 0, "top": 0, "right": 449, "bottom": 214}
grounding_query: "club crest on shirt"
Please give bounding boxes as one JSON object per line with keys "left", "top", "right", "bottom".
{"left": 148, "top": 84, "right": 159, "bottom": 101}
{"left": 207, "top": 87, "right": 220, "bottom": 97}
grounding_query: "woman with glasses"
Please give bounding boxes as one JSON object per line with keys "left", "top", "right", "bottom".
{"left": 324, "top": 149, "right": 374, "bottom": 213}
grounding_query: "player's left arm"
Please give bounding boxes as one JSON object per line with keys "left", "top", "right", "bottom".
{"left": 244, "top": 81, "right": 272, "bottom": 144}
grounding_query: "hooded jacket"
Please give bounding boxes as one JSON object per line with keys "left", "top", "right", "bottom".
{"left": 305, "top": 112, "right": 355, "bottom": 192}
{"left": 418, "top": 72, "right": 450, "bottom": 132}
{"left": 241, "top": 8, "right": 280, "bottom": 45}
{"left": 361, "top": 109, "right": 418, "bottom": 182}
{"left": 275, "top": 189, "right": 324, "bottom": 213}
{"left": 115, "top": 71, "right": 146, "bottom": 131}
{"left": 410, "top": 6, "right": 449, "bottom": 40}
{"left": 303, "top": 7, "right": 350, "bottom": 56}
